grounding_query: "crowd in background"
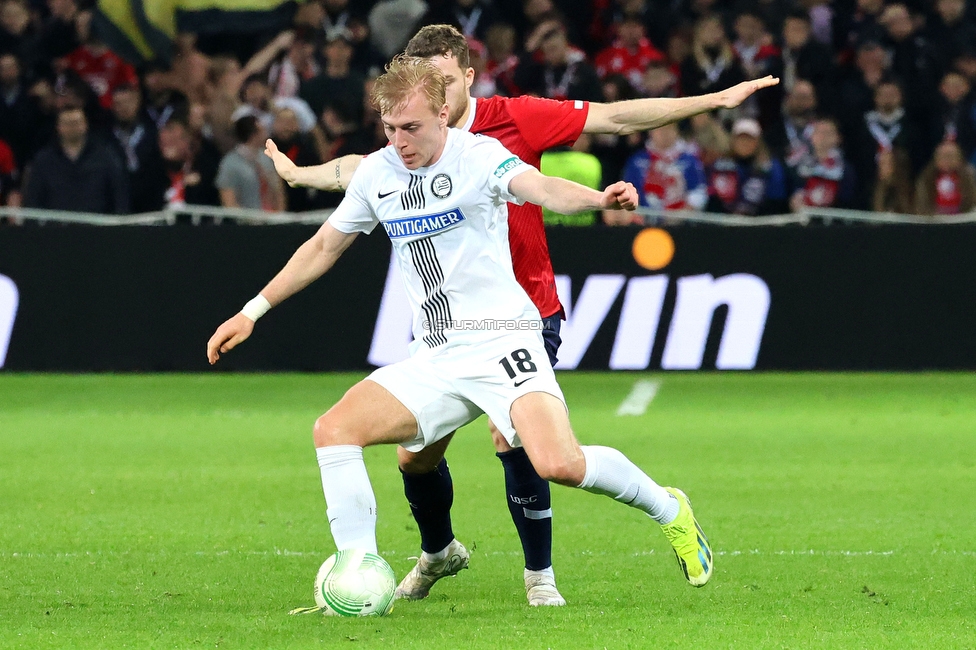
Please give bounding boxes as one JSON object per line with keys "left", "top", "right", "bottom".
{"left": 3, "top": 0, "right": 976, "bottom": 224}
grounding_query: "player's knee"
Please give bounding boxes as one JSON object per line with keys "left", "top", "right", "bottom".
{"left": 533, "top": 451, "right": 585, "bottom": 486}
{"left": 397, "top": 446, "right": 441, "bottom": 474}
{"left": 313, "top": 412, "right": 356, "bottom": 447}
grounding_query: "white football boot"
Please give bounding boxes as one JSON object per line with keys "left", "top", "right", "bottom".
{"left": 395, "top": 539, "right": 470, "bottom": 600}
{"left": 525, "top": 568, "right": 566, "bottom": 606}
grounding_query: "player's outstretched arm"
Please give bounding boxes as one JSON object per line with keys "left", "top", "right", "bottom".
{"left": 509, "top": 168, "right": 638, "bottom": 215}
{"left": 583, "top": 76, "right": 780, "bottom": 135}
{"left": 206, "top": 222, "right": 359, "bottom": 364}
{"left": 265, "top": 139, "right": 364, "bottom": 191}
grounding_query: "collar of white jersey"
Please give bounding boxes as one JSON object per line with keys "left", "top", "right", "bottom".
{"left": 459, "top": 96, "right": 477, "bottom": 132}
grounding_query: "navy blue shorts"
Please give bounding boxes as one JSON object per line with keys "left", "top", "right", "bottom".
{"left": 541, "top": 315, "right": 563, "bottom": 368}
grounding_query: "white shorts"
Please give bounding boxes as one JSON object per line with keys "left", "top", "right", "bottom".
{"left": 366, "top": 331, "right": 565, "bottom": 452}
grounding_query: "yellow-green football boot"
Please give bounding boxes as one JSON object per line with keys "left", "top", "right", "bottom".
{"left": 660, "top": 487, "right": 712, "bottom": 586}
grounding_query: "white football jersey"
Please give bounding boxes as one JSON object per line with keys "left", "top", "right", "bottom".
{"left": 328, "top": 128, "right": 539, "bottom": 356}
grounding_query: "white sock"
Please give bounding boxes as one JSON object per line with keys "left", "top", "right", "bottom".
{"left": 578, "top": 445, "right": 679, "bottom": 524}
{"left": 316, "top": 445, "right": 378, "bottom": 554}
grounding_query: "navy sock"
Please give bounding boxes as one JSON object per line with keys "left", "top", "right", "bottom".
{"left": 497, "top": 447, "right": 553, "bottom": 571}
{"left": 401, "top": 458, "right": 455, "bottom": 554}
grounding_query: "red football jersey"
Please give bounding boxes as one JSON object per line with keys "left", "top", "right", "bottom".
{"left": 65, "top": 46, "right": 139, "bottom": 109}
{"left": 460, "top": 95, "right": 589, "bottom": 318}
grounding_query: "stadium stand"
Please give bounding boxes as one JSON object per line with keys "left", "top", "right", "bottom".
{"left": 3, "top": 0, "right": 976, "bottom": 223}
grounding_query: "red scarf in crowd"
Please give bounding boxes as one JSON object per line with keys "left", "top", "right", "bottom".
{"left": 798, "top": 151, "right": 844, "bottom": 207}
{"left": 643, "top": 145, "right": 689, "bottom": 209}
{"left": 935, "top": 171, "right": 962, "bottom": 214}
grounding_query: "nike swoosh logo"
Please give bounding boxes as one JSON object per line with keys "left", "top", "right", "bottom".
{"left": 514, "top": 377, "right": 536, "bottom": 387}
{"left": 378, "top": 190, "right": 398, "bottom": 199}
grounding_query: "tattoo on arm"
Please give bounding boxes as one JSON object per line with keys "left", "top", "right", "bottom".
{"left": 335, "top": 162, "right": 342, "bottom": 190}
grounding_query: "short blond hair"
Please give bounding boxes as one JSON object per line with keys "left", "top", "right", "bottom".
{"left": 370, "top": 55, "right": 446, "bottom": 117}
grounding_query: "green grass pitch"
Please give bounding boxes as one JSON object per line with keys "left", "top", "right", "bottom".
{"left": 1, "top": 373, "right": 974, "bottom": 649}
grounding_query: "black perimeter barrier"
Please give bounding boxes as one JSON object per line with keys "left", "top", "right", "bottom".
{"left": 1, "top": 224, "right": 974, "bottom": 371}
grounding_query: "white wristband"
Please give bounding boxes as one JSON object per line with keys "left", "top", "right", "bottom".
{"left": 241, "top": 295, "right": 272, "bottom": 322}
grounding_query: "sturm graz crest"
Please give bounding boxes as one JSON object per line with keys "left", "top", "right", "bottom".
{"left": 431, "top": 173, "right": 452, "bottom": 198}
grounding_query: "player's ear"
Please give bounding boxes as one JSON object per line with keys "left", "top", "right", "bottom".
{"left": 439, "top": 103, "right": 450, "bottom": 125}
{"left": 464, "top": 66, "right": 475, "bottom": 89}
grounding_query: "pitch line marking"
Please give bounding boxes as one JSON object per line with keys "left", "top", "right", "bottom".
{"left": 616, "top": 380, "right": 661, "bottom": 416}
{"left": 9, "top": 549, "right": 948, "bottom": 558}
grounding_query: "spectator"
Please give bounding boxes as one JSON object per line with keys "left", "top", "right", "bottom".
{"left": 157, "top": 119, "right": 220, "bottom": 208}
{"left": 205, "top": 55, "right": 243, "bottom": 154}
{"left": 0, "top": 0, "right": 36, "bottom": 74}
{"left": 170, "top": 33, "right": 211, "bottom": 105}
{"left": 233, "top": 74, "right": 275, "bottom": 132}
{"left": 807, "top": 0, "right": 834, "bottom": 47}
{"left": 872, "top": 147, "right": 914, "bottom": 213}
{"left": 707, "top": 118, "right": 788, "bottom": 215}
{"left": 541, "top": 133, "right": 602, "bottom": 226}
{"left": 642, "top": 59, "right": 678, "bottom": 98}
{"left": 466, "top": 36, "right": 495, "bottom": 98}
{"left": 926, "top": 0, "right": 976, "bottom": 78}
{"left": 36, "top": 0, "right": 80, "bottom": 77}
{"left": 594, "top": 14, "right": 665, "bottom": 94}
{"left": 346, "top": 15, "right": 386, "bottom": 77}
{"left": 733, "top": 10, "right": 781, "bottom": 82}
{"left": 837, "top": 38, "right": 890, "bottom": 138}
{"left": 677, "top": 0, "right": 728, "bottom": 31}
{"left": 24, "top": 106, "right": 128, "bottom": 214}
{"left": 215, "top": 114, "right": 284, "bottom": 211}
{"left": 689, "top": 112, "right": 730, "bottom": 174}
{"left": 0, "top": 52, "right": 34, "bottom": 166}
{"left": 766, "top": 78, "right": 818, "bottom": 166}
{"left": 929, "top": 71, "right": 976, "bottom": 160}
{"left": 788, "top": 118, "right": 857, "bottom": 211}
{"left": 312, "top": 98, "right": 374, "bottom": 207}
{"left": 270, "top": 105, "right": 321, "bottom": 212}
{"left": 484, "top": 22, "right": 520, "bottom": 96}
{"left": 952, "top": 45, "right": 976, "bottom": 86}
{"left": 915, "top": 140, "right": 976, "bottom": 215}
{"left": 261, "top": 30, "right": 320, "bottom": 99}
{"left": 421, "top": 0, "right": 500, "bottom": 41}
{"left": 680, "top": 15, "right": 746, "bottom": 99}
{"left": 753, "top": 0, "right": 789, "bottom": 40}
{"left": 316, "top": 99, "right": 367, "bottom": 162}
{"left": 732, "top": 10, "right": 782, "bottom": 125}
{"left": 109, "top": 84, "right": 164, "bottom": 213}
{"left": 621, "top": 122, "right": 708, "bottom": 214}
{"left": 142, "top": 60, "right": 190, "bottom": 131}
{"left": 0, "top": 135, "right": 19, "bottom": 206}
{"left": 849, "top": 80, "right": 923, "bottom": 207}
{"left": 320, "top": 0, "right": 360, "bottom": 35}
{"left": 23, "top": 77, "right": 57, "bottom": 159}
{"left": 879, "top": 4, "right": 939, "bottom": 114}
{"left": 834, "top": 0, "right": 885, "bottom": 61}
{"left": 300, "top": 28, "right": 365, "bottom": 120}
{"left": 368, "top": 0, "right": 429, "bottom": 59}
{"left": 64, "top": 11, "right": 139, "bottom": 111}
{"left": 519, "top": 0, "right": 557, "bottom": 42}
{"left": 778, "top": 10, "right": 835, "bottom": 112}
{"left": 514, "top": 18, "right": 602, "bottom": 102}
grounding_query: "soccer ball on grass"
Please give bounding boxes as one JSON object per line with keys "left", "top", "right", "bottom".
{"left": 314, "top": 549, "right": 396, "bottom": 617}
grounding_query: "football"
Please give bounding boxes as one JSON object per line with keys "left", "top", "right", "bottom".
{"left": 313, "top": 549, "right": 397, "bottom": 617}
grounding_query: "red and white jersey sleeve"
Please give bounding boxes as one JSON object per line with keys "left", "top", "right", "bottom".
{"left": 504, "top": 95, "right": 589, "bottom": 152}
